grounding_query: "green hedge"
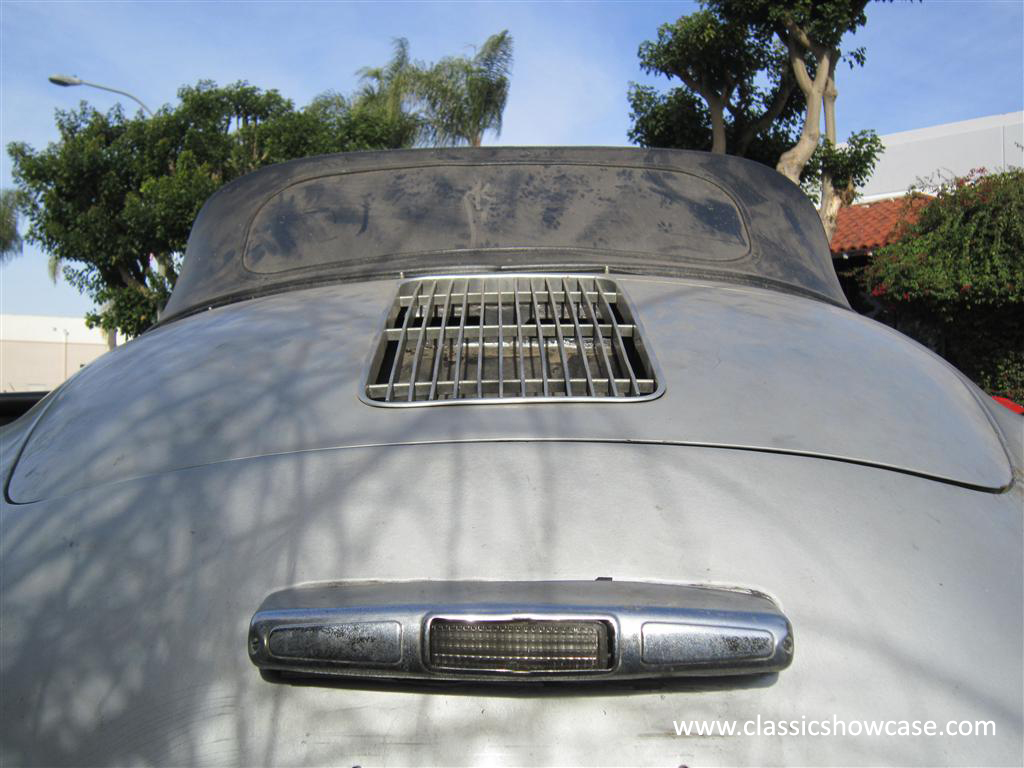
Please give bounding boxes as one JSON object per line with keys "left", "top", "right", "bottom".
{"left": 864, "top": 169, "right": 1024, "bottom": 402}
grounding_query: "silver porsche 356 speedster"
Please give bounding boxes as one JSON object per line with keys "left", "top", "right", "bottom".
{"left": 1, "top": 148, "right": 1021, "bottom": 766}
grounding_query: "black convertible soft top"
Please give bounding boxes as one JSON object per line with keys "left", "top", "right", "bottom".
{"left": 163, "top": 147, "right": 846, "bottom": 321}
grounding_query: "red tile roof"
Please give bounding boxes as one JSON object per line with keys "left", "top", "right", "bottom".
{"left": 830, "top": 196, "right": 932, "bottom": 255}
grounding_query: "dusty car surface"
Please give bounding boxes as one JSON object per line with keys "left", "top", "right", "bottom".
{"left": 1, "top": 148, "right": 1021, "bottom": 766}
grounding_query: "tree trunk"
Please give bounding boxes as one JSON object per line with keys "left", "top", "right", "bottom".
{"left": 707, "top": 94, "right": 727, "bottom": 154}
{"left": 776, "top": 107, "right": 821, "bottom": 184}
{"left": 677, "top": 71, "right": 729, "bottom": 155}
{"left": 776, "top": 33, "right": 833, "bottom": 185}
{"left": 822, "top": 64, "right": 838, "bottom": 147}
{"left": 818, "top": 180, "right": 844, "bottom": 241}
{"left": 817, "top": 61, "right": 841, "bottom": 239}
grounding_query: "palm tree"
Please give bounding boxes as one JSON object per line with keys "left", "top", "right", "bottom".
{"left": 355, "top": 32, "right": 514, "bottom": 149}
{"left": 1, "top": 188, "right": 64, "bottom": 281}
{"left": 415, "top": 30, "right": 514, "bottom": 147}
{"left": 1, "top": 188, "right": 23, "bottom": 262}
{"left": 353, "top": 38, "right": 424, "bottom": 148}
{"left": 356, "top": 39, "right": 417, "bottom": 121}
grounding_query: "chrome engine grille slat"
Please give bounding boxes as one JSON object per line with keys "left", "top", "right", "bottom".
{"left": 384, "top": 280, "right": 422, "bottom": 402}
{"left": 561, "top": 276, "right": 595, "bottom": 396}
{"left": 578, "top": 279, "right": 619, "bottom": 397}
{"left": 513, "top": 281, "right": 527, "bottom": 398}
{"left": 528, "top": 281, "right": 550, "bottom": 397}
{"left": 596, "top": 279, "right": 639, "bottom": 396}
{"left": 364, "top": 275, "right": 662, "bottom": 405}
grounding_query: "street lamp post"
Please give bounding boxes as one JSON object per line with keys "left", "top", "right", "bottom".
{"left": 48, "top": 74, "right": 154, "bottom": 117}
{"left": 49, "top": 74, "right": 151, "bottom": 351}
{"left": 52, "top": 326, "right": 69, "bottom": 381}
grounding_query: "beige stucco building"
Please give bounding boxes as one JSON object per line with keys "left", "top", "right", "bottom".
{"left": 1, "top": 314, "right": 118, "bottom": 392}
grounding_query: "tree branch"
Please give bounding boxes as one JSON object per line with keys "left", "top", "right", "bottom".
{"left": 734, "top": 74, "right": 796, "bottom": 157}
{"left": 677, "top": 70, "right": 729, "bottom": 154}
{"left": 776, "top": 44, "right": 833, "bottom": 184}
{"left": 781, "top": 17, "right": 814, "bottom": 52}
{"left": 822, "top": 53, "right": 839, "bottom": 144}
{"left": 117, "top": 263, "right": 147, "bottom": 292}
{"left": 818, "top": 52, "right": 843, "bottom": 239}
{"left": 785, "top": 35, "right": 815, "bottom": 95}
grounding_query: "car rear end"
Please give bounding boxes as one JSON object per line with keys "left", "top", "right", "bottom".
{"left": 1, "top": 148, "right": 1021, "bottom": 766}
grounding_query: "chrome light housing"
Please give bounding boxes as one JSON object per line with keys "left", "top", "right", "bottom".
{"left": 249, "top": 580, "right": 793, "bottom": 683}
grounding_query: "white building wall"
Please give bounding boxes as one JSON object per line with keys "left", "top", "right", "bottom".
{"left": 0, "top": 314, "right": 117, "bottom": 392}
{"left": 859, "top": 112, "right": 1024, "bottom": 202}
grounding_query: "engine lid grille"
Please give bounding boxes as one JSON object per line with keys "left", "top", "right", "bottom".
{"left": 364, "top": 275, "right": 662, "bottom": 405}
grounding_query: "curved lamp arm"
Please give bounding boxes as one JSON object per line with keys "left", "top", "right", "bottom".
{"left": 48, "top": 74, "right": 154, "bottom": 117}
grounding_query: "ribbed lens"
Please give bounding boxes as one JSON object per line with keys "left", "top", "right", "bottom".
{"left": 428, "top": 619, "right": 612, "bottom": 672}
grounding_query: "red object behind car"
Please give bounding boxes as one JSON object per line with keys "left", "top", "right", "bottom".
{"left": 993, "top": 395, "right": 1024, "bottom": 414}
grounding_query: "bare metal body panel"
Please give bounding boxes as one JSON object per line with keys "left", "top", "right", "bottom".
{"left": 2, "top": 440, "right": 1021, "bottom": 765}
{"left": 8, "top": 276, "right": 1012, "bottom": 503}
{"left": 2, "top": 148, "right": 1021, "bottom": 766}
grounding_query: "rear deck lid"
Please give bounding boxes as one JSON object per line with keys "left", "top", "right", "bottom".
{"left": 6, "top": 276, "right": 1012, "bottom": 502}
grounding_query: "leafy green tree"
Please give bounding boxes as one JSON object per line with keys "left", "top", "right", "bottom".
{"left": 716, "top": 0, "right": 882, "bottom": 237}
{"left": 414, "top": 30, "right": 514, "bottom": 147}
{"left": 8, "top": 81, "right": 417, "bottom": 337}
{"left": 630, "top": 1, "right": 883, "bottom": 238}
{"left": 629, "top": 10, "right": 801, "bottom": 158}
{"left": 0, "top": 188, "right": 22, "bottom": 261}
{"left": 864, "top": 169, "right": 1024, "bottom": 401}
{"left": 712, "top": 0, "right": 870, "bottom": 178}
{"left": 801, "top": 129, "right": 884, "bottom": 207}
{"left": 627, "top": 84, "right": 802, "bottom": 171}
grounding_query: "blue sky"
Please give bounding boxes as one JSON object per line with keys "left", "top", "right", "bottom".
{"left": 2, "top": 0, "right": 1022, "bottom": 318}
